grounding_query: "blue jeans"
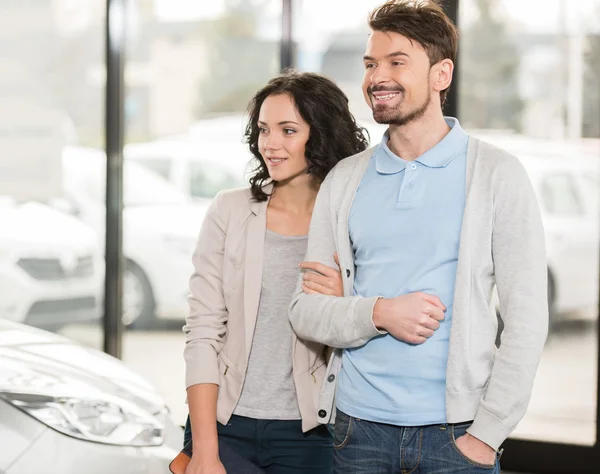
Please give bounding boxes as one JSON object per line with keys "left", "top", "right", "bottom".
{"left": 333, "top": 410, "right": 502, "bottom": 474}
{"left": 184, "top": 415, "right": 333, "bottom": 474}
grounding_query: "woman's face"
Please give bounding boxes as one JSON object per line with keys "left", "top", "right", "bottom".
{"left": 257, "top": 93, "right": 311, "bottom": 184}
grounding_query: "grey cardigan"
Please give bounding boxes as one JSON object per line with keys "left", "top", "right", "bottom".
{"left": 289, "top": 138, "right": 548, "bottom": 451}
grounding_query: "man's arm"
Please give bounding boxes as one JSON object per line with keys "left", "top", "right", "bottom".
{"left": 467, "top": 157, "right": 549, "bottom": 450}
{"left": 289, "top": 170, "right": 383, "bottom": 349}
{"left": 289, "top": 167, "right": 448, "bottom": 348}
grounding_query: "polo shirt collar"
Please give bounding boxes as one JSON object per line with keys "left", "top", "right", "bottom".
{"left": 375, "top": 117, "right": 468, "bottom": 175}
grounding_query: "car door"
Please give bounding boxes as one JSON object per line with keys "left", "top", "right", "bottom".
{"left": 540, "top": 171, "right": 596, "bottom": 312}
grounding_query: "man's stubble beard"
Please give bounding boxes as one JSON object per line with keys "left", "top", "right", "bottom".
{"left": 372, "top": 89, "right": 432, "bottom": 126}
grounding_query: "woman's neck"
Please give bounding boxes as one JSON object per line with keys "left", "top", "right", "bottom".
{"left": 270, "top": 176, "right": 318, "bottom": 214}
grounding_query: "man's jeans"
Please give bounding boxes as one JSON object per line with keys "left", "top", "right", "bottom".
{"left": 333, "top": 410, "right": 502, "bottom": 474}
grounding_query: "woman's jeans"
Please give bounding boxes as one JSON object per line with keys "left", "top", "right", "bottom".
{"left": 184, "top": 414, "right": 333, "bottom": 474}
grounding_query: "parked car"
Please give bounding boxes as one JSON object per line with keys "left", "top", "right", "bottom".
{"left": 61, "top": 147, "right": 209, "bottom": 328}
{"left": 125, "top": 138, "right": 248, "bottom": 202}
{"left": 0, "top": 319, "right": 183, "bottom": 473}
{"left": 476, "top": 133, "right": 599, "bottom": 324}
{"left": 522, "top": 154, "right": 598, "bottom": 319}
{"left": 0, "top": 198, "right": 102, "bottom": 330}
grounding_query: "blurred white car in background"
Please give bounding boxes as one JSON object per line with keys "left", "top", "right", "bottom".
{"left": 0, "top": 320, "right": 182, "bottom": 474}
{"left": 0, "top": 198, "right": 102, "bottom": 330}
{"left": 125, "top": 138, "right": 248, "bottom": 202}
{"left": 475, "top": 133, "right": 599, "bottom": 324}
{"left": 522, "top": 154, "right": 598, "bottom": 318}
{"left": 60, "top": 147, "right": 209, "bottom": 328}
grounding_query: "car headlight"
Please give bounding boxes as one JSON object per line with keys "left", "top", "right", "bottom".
{"left": 0, "top": 391, "right": 164, "bottom": 447}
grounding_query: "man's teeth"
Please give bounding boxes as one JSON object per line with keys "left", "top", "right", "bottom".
{"left": 376, "top": 93, "right": 399, "bottom": 100}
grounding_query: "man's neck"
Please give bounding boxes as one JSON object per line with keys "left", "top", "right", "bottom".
{"left": 387, "top": 113, "right": 452, "bottom": 161}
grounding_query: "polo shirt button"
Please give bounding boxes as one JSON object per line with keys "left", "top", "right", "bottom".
{"left": 318, "top": 409, "right": 327, "bottom": 418}
{"left": 328, "top": 374, "right": 336, "bottom": 383}
{"left": 346, "top": 269, "right": 351, "bottom": 278}
{"left": 411, "top": 163, "right": 417, "bottom": 170}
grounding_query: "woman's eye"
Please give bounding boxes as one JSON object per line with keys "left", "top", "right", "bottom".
{"left": 258, "top": 127, "right": 268, "bottom": 134}
{"left": 283, "top": 128, "right": 296, "bottom": 135}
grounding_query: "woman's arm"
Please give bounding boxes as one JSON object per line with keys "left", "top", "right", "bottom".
{"left": 182, "top": 192, "right": 230, "bottom": 473}
{"left": 186, "top": 384, "right": 224, "bottom": 473}
{"left": 184, "top": 192, "right": 229, "bottom": 389}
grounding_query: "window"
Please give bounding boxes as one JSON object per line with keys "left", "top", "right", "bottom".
{"left": 0, "top": 1, "right": 105, "bottom": 350}
{"left": 459, "top": 0, "right": 599, "bottom": 450}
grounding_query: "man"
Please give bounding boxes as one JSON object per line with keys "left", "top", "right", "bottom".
{"left": 289, "top": 1, "right": 548, "bottom": 473}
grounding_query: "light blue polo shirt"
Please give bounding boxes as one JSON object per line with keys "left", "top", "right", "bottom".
{"left": 336, "top": 117, "right": 469, "bottom": 426}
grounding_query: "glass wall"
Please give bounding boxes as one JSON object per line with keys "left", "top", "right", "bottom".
{"left": 5, "top": 2, "right": 596, "bottom": 467}
{"left": 0, "top": 0, "right": 105, "bottom": 349}
{"left": 459, "top": 0, "right": 599, "bottom": 446}
{"left": 120, "top": 0, "right": 282, "bottom": 427}
{"left": 112, "top": 0, "right": 599, "bottom": 446}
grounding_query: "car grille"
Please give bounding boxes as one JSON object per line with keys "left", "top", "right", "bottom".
{"left": 25, "top": 296, "right": 99, "bottom": 327}
{"left": 17, "top": 256, "right": 94, "bottom": 280}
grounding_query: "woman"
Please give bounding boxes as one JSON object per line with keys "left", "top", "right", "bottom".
{"left": 182, "top": 70, "right": 369, "bottom": 474}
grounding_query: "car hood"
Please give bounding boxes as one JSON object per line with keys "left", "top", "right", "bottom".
{"left": 0, "top": 320, "right": 165, "bottom": 416}
{"left": 0, "top": 201, "right": 98, "bottom": 256}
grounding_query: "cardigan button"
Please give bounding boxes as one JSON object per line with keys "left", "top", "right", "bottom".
{"left": 327, "top": 374, "right": 336, "bottom": 383}
{"left": 318, "top": 409, "right": 327, "bottom": 418}
{"left": 346, "top": 269, "right": 351, "bottom": 278}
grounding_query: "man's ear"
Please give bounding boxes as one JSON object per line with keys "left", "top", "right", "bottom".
{"left": 432, "top": 59, "right": 454, "bottom": 94}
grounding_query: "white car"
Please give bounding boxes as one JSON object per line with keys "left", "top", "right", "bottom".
{"left": 125, "top": 138, "right": 249, "bottom": 201}
{"left": 0, "top": 198, "right": 102, "bottom": 330}
{"left": 61, "top": 147, "right": 209, "bottom": 328}
{"left": 475, "top": 133, "right": 599, "bottom": 323}
{"left": 521, "top": 154, "right": 598, "bottom": 319}
{"left": 0, "top": 320, "right": 183, "bottom": 473}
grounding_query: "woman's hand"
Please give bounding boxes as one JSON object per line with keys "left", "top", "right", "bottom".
{"left": 299, "top": 253, "right": 344, "bottom": 297}
{"left": 184, "top": 454, "right": 226, "bottom": 474}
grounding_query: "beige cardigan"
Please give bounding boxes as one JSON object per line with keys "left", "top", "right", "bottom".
{"left": 183, "top": 185, "right": 328, "bottom": 432}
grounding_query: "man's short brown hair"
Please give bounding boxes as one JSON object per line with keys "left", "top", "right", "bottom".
{"left": 369, "top": 0, "right": 459, "bottom": 103}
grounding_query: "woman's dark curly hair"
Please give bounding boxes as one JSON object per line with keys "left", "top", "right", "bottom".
{"left": 245, "top": 70, "right": 369, "bottom": 201}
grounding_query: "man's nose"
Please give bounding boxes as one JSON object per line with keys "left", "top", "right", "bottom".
{"left": 370, "top": 64, "right": 391, "bottom": 85}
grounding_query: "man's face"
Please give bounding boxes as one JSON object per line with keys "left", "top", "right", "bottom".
{"left": 362, "top": 30, "right": 434, "bottom": 126}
